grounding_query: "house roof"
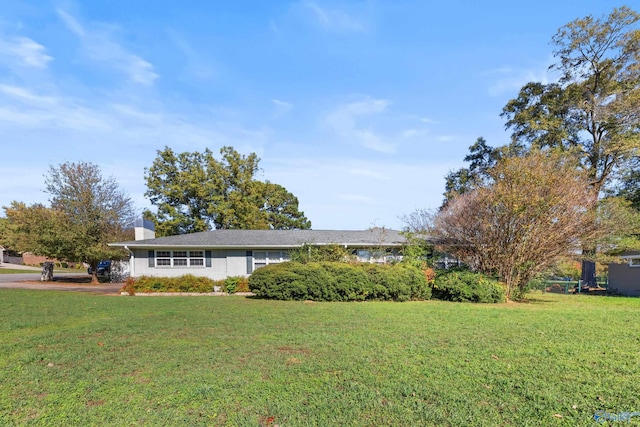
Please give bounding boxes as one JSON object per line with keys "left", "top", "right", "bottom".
{"left": 110, "top": 228, "right": 408, "bottom": 249}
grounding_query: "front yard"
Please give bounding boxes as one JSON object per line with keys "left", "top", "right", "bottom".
{"left": 1, "top": 290, "right": 639, "bottom": 426}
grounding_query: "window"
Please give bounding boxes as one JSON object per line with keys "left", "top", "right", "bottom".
{"left": 190, "top": 251, "right": 204, "bottom": 266}
{"left": 630, "top": 258, "right": 640, "bottom": 267}
{"left": 156, "top": 251, "right": 171, "bottom": 266}
{"left": 253, "top": 250, "right": 288, "bottom": 270}
{"left": 154, "top": 250, "right": 206, "bottom": 268}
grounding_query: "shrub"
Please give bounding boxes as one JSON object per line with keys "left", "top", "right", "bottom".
{"left": 249, "top": 261, "right": 429, "bottom": 302}
{"left": 122, "top": 275, "right": 217, "bottom": 293}
{"left": 432, "top": 270, "right": 505, "bottom": 303}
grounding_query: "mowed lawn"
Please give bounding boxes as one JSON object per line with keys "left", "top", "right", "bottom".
{"left": 1, "top": 291, "right": 640, "bottom": 426}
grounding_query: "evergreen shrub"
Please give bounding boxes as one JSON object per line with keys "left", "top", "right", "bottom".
{"left": 248, "top": 261, "right": 430, "bottom": 302}
{"left": 432, "top": 270, "right": 505, "bottom": 303}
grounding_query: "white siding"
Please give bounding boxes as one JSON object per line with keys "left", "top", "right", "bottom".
{"left": 131, "top": 248, "right": 249, "bottom": 280}
{"left": 226, "top": 250, "right": 248, "bottom": 277}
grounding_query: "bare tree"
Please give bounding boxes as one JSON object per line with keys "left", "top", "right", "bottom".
{"left": 427, "top": 152, "right": 601, "bottom": 299}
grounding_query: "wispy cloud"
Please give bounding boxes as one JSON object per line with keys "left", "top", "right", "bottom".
{"left": 349, "top": 168, "right": 387, "bottom": 180}
{"left": 338, "top": 194, "right": 378, "bottom": 204}
{"left": 484, "top": 60, "right": 556, "bottom": 97}
{"left": 435, "top": 135, "right": 456, "bottom": 142}
{"left": 167, "top": 29, "right": 216, "bottom": 81}
{"left": 0, "top": 84, "right": 56, "bottom": 105}
{"left": 272, "top": 99, "right": 293, "bottom": 116}
{"left": 299, "top": 1, "right": 368, "bottom": 33}
{"left": 0, "top": 35, "right": 52, "bottom": 69}
{"left": 326, "top": 97, "right": 396, "bottom": 153}
{"left": 56, "top": 8, "right": 158, "bottom": 86}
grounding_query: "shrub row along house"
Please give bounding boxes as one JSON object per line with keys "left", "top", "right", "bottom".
{"left": 109, "top": 219, "right": 407, "bottom": 280}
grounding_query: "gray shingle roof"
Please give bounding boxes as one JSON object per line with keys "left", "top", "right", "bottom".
{"left": 110, "top": 229, "right": 407, "bottom": 249}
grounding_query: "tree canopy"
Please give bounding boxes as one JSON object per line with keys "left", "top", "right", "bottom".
{"left": 3, "top": 162, "right": 135, "bottom": 283}
{"left": 427, "top": 152, "right": 601, "bottom": 299}
{"left": 144, "top": 146, "right": 311, "bottom": 236}
{"left": 501, "top": 6, "right": 640, "bottom": 196}
{"left": 498, "top": 7, "right": 640, "bottom": 285}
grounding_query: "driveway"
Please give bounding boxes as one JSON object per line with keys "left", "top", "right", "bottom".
{"left": 0, "top": 264, "right": 122, "bottom": 294}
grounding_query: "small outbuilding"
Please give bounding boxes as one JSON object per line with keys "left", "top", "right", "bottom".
{"left": 608, "top": 252, "right": 640, "bottom": 296}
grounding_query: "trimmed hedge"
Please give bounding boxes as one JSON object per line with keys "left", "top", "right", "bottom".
{"left": 432, "top": 270, "right": 505, "bottom": 303}
{"left": 121, "top": 274, "right": 249, "bottom": 294}
{"left": 248, "top": 261, "right": 431, "bottom": 302}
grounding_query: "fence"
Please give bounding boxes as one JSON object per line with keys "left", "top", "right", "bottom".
{"left": 536, "top": 277, "right": 608, "bottom": 294}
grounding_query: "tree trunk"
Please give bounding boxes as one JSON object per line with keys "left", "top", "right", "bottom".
{"left": 91, "top": 270, "right": 99, "bottom": 285}
{"left": 580, "top": 258, "right": 597, "bottom": 287}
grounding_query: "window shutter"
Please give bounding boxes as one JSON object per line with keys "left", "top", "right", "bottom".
{"left": 205, "top": 250, "right": 212, "bottom": 268}
{"left": 148, "top": 250, "right": 154, "bottom": 268}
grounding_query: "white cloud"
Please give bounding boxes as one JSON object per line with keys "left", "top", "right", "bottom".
{"left": 326, "top": 97, "right": 396, "bottom": 153}
{"left": 484, "top": 60, "right": 556, "bottom": 97}
{"left": 0, "top": 84, "right": 56, "bottom": 105}
{"left": 0, "top": 35, "right": 52, "bottom": 69}
{"left": 338, "top": 194, "right": 377, "bottom": 204}
{"left": 167, "top": 29, "right": 216, "bottom": 81}
{"left": 262, "top": 156, "right": 452, "bottom": 230}
{"left": 300, "top": 1, "right": 368, "bottom": 33}
{"left": 436, "top": 135, "right": 456, "bottom": 142}
{"left": 272, "top": 99, "right": 293, "bottom": 116}
{"left": 349, "top": 168, "right": 387, "bottom": 179}
{"left": 401, "top": 128, "right": 427, "bottom": 138}
{"left": 57, "top": 8, "right": 158, "bottom": 86}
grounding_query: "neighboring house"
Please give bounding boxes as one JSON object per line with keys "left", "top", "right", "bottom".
{"left": 0, "top": 245, "right": 4, "bottom": 265}
{"left": 109, "top": 220, "right": 408, "bottom": 280}
{"left": 608, "top": 252, "right": 640, "bottom": 296}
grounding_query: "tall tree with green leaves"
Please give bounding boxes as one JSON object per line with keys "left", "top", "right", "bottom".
{"left": 144, "top": 146, "right": 311, "bottom": 236}
{"left": 442, "top": 137, "right": 502, "bottom": 206}
{"left": 501, "top": 6, "right": 640, "bottom": 285}
{"left": 3, "top": 162, "right": 135, "bottom": 283}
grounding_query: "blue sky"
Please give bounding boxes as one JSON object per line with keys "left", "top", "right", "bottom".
{"left": 0, "top": 0, "right": 627, "bottom": 230}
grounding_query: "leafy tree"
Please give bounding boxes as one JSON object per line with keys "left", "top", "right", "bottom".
{"left": 255, "top": 181, "right": 311, "bottom": 230}
{"left": 426, "top": 152, "right": 602, "bottom": 300}
{"left": 612, "top": 157, "right": 640, "bottom": 211}
{"left": 501, "top": 6, "right": 640, "bottom": 285}
{"left": 443, "top": 137, "right": 497, "bottom": 203}
{"left": 144, "top": 146, "right": 311, "bottom": 236}
{"left": 3, "top": 162, "right": 135, "bottom": 283}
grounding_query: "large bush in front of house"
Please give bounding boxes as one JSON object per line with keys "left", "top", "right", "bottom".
{"left": 248, "top": 261, "right": 430, "bottom": 302}
{"left": 432, "top": 269, "right": 505, "bottom": 303}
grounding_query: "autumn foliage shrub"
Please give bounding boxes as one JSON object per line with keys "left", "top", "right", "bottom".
{"left": 432, "top": 270, "right": 505, "bottom": 303}
{"left": 248, "top": 261, "right": 430, "bottom": 301}
{"left": 122, "top": 274, "right": 217, "bottom": 293}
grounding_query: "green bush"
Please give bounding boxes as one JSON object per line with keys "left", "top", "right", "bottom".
{"left": 249, "top": 261, "right": 429, "bottom": 302}
{"left": 432, "top": 270, "right": 505, "bottom": 303}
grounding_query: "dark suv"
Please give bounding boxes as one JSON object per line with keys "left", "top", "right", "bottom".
{"left": 88, "top": 260, "right": 111, "bottom": 275}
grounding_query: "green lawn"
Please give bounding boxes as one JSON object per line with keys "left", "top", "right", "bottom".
{"left": 0, "top": 269, "right": 40, "bottom": 274}
{"left": 1, "top": 291, "right": 639, "bottom": 426}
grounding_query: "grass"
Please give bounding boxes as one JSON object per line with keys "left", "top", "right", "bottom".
{"left": 1, "top": 291, "right": 640, "bottom": 426}
{"left": 0, "top": 269, "right": 40, "bottom": 274}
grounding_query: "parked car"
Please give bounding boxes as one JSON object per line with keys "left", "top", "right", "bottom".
{"left": 88, "top": 260, "right": 111, "bottom": 276}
